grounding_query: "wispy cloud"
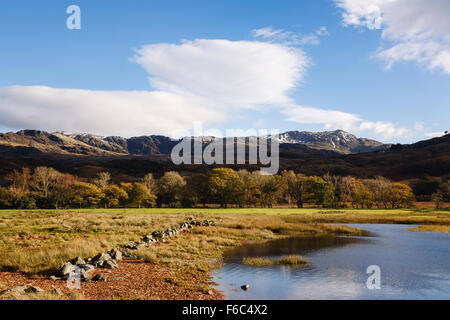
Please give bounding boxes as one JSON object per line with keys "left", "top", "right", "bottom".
{"left": 0, "top": 39, "right": 309, "bottom": 137}
{"left": 334, "top": 0, "right": 450, "bottom": 74}
{"left": 283, "top": 104, "right": 410, "bottom": 141}
{"left": 252, "top": 26, "right": 329, "bottom": 46}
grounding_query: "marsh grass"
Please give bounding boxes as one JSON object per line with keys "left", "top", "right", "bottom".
{"left": 0, "top": 207, "right": 449, "bottom": 298}
{"left": 243, "top": 255, "right": 310, "bottom": 267}
{"left": 408, "top": 225, "right": 450, "bottom": 233}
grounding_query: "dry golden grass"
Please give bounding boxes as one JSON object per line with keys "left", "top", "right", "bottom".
{"left": 242, "top": 255, "right": 310, "bottom": 267}
{"left": 408, "top": 225, "right": 450, "bottom": 233}
{"left": 0, "top": 207, "right": 449, "bottom": 299}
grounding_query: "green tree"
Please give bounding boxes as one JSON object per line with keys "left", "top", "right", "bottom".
{"left": 282, "top": 170, "right": 307, "bottom": 208}
{"left": 207, "top": 168, "right": 244, "bottom": 207}
{"left": 16, "top": 195, "right": 37, "bottom": 209}
{"left": 258, "top": 175, "right": 283, "bottom": 208}
{"left": 304, "top": 176, "right": 335, "bottom": 208}
{"left": 157, "top": 172, "right": 186, "bottom": 207}
{"left": 432, "top": 192, "right": 444, "bottom": 209}
{"left": 237, "top": 170, "right": 260, "bottom": 207}
{"left": 0, "top": 187, "right": 13, "bottom": 209}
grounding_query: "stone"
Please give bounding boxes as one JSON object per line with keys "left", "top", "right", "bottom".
{"left": 58, "top": 262, "right": 75, "bottom": 277}
{"left": 92, "top": 274, "right": 107, "bottom": 282}
{"left": 49, "top": 288, "right": 63, "bottom": 296}
{"left": 142, "top": 235, "right": 153, "bottom": 242}
{"left": 108, "top": 248, "right": 123, "bottom": 261}
{"left": 70, "top": 257, "right": 86, "bottom": 265}
{"left": 78, "top": 264, "right": 95, "bottom": 273}
{"left": 0, "top": 285, "right": 28, "bottom": 296}
{"left": 241, "top": 284, "right": 250, "bottom": 291}
{"left": 103, "top": 260, "right": 119, "bottom": 269}
{"left": 25, "top": 286, "right": 44, "bottom": 294}
{"left": 92, "top": 253, "right": 111, "bottom": 263}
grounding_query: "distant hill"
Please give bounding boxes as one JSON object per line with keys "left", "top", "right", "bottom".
{"left": 277, "top": 130, "right": 389, "bottom": 154}
{"left": 0, "top": 129, "right": 387, "bottom": 157}
{"left": 0, "top": 129, "right": 448, "bottom": 182}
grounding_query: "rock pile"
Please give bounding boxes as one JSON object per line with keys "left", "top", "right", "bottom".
{"left": 52, "top": 218, "right": 215, "bottom": 283}
{"left": 0, "top": 285, "right": 62, "bottom": 298}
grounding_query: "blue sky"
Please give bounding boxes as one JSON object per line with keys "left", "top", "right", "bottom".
{"left": 0, "top": 0, "right": 449, "bottom": 143}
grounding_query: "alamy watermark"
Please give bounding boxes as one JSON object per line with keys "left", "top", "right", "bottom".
{"left": 67, "top": 5, "right": 81, "bottom": 30}
{"left": 366, "top": 5, "right": 382, "bottom": 30}
{"left": 170, "top": 123, "right": 280, "bottom": 175}
{"left": 366, "top": 265, "right": 381, "bottom": 290}
{"left": 66, "top": 265, "right": 81, "bottom": 290}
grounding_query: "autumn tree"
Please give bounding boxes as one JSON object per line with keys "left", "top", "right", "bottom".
{"left": 0, "top": 187, "right": 13, "bottom": 209}
{"left": 237, "top": 170, "right": 260, "bottom": 207}
{"left": 30, "top": 167, "right": 61, "bottom": 199}
{"left": 129, "top": 183, "right": 156, "bottom": 208}
{"left": 103, "top": 185, "right": 128, "bottom": 208}
{"left": 94, "top": 172, "right": 111, "bottom": 190}
{"left": 142, "top": 173, "right": 157, "bottom": 194}
{"left": 257, "top": 175, "right": 283, "bottom": 208}
{"left": 157, "top": 172, "right": 186, "bottom": 207}
{"left": 52, "top": 173, "right": 78, "bottom": 209}
{"left": 207, "top": 168, "right": 244, "bottom": 207}
{"left": 282, "top": 170, "right": 308, "bottom": 208}
{"left": 387, "top": 183, "right": 415, "bottom": 208}
{"left": 6, "top": 167, "right": 32, "bottom": 200}
{"left": 69, "top": 182, "right": 104, "bottom": 208}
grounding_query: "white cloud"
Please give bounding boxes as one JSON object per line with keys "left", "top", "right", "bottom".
{"left": 133, "top": 39, "right": 309, "bottom": 107}
{"left": 283, "top": 104, "right": 409, "bottom": 140}
{"left": 334, "top": 0, "right": 450, "bottom": 74}
{"left": 0, "top": 86, "right": 225, "bottom": 137}
{"left": 252, "top": 26, "right": 329, "bottom": 46}
{"left": 425, "top": 131, "right": 446, "bottom": 138}
{"left": 0, "top": 34, "right": 422, "bottom": 141}
{"left": 0, "top": 39, "right": 309, "bottom": 137}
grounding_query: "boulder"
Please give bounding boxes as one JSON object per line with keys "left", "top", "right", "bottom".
{"left": 241, "top": 284, "right": 250, "bottom": 291}
{"left": 49, "top": 288, "right": 63, "bottom": 296}
{"left": 92, "top": 274, "right": 107, "bottom": 282}
{"left": 103, "top": 259, "right": 119, "bottom": 269}
{"left": 58, "top": 262, "right": 75, "bottom": 277}
{"left": 70, "top": 257, "right": 86, "bottom": 265}
{"left": 108, "top": 248, "right": 123, "bottom": 261}
{"left": 78, "top": 264, "right": 95, "bottom": 273}
{"left": 0, "top": 285, "right": 28, "bottom": 296}
{"left": 92, "top": 253, "right": 111, "bottom": 267}
{"left": 24, "top": 286, "right": 44, "bottom": 294}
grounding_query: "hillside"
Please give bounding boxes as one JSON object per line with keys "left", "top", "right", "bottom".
{"left": 278, "top": 130, "right": 389, "bottom": 153}
{"left": 0, "top": 130, "right": 448, "bottom": 182}
{"left": 0, "top": 129, "right": 386, "bottom": 157}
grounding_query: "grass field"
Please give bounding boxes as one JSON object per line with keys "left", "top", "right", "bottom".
{"left": 1, "top": 207, "right": 449, "bottom": 299}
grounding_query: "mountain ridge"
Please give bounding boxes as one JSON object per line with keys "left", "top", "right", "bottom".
{"left": 0, "top": 129, "right": 390, "bottom": 156}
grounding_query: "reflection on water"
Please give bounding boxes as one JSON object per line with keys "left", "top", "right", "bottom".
{"left": 213, "top": 224, "right": 450, "bottom": 300}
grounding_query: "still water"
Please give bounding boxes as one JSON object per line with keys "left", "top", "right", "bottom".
{"left": 213, "top": 224, "right": 450, "bottom": 300}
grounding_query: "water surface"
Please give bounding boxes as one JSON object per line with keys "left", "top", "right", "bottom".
{"left": 213, "top": 224, "right": 450, "bottom": 300}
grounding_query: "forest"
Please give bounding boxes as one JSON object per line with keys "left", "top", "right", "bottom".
{"left": 0, "top": 167, "right": 448, "bottom": 210}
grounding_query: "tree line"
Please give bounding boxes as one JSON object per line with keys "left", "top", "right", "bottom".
{"left": 0, "top": 167, "right": 447, "bottom": 210}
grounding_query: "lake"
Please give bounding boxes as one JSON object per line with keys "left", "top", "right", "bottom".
{"left": 213, "top": 224, "right": 450, "bottom": 300}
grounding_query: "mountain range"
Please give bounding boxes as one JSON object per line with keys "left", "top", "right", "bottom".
{"left": 0, "top": 129, "right": 448, "bottom": 182}
{"left": 0, "top": 129, "right": 388, "bottom": 156}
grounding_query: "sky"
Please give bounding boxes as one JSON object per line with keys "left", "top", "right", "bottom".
{"left": 0, "top": 0, "right": 449, "bottom": 143}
